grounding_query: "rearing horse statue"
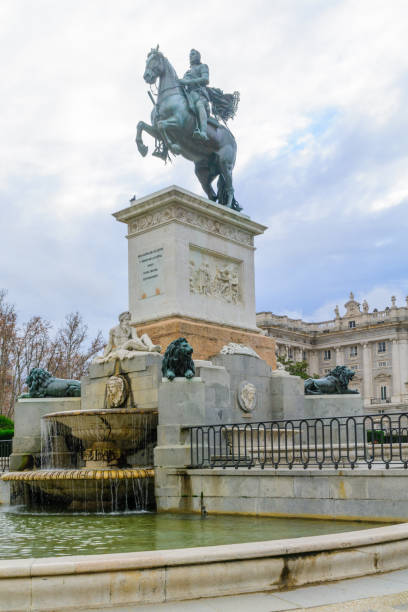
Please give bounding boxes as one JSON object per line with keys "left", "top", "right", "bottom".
{"left": 136, "top": 48, "right": 241, "bottom": 211}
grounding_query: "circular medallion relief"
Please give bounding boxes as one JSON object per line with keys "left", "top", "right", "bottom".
{"left": 237, "top": 381, "right": 257, "bottom": 413}
{"left": 106, "top": 375, "right": 128, "bottom": 408}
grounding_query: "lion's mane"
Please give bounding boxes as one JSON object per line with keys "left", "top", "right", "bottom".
{"left": 25, "top": 368, "right": 53, "bottom": 398}
{"left": 328, "top": 366, "right": 355, "bottom": 390}
{"left": 161, "top": 337, "right": 195, "bottom": 379}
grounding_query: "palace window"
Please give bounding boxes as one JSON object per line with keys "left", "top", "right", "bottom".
{"left": 302, "top": 351, "right": 306, "bottom": 361}
{"left": 378, "top": 361, "right": 387, "bottom": 368}
{"left": 380, "top": 385, "right": 387, "bottom": 400}
{"left": 350, "top": 346, "right": 358, "bottom": 357}
{"left": 378, "top": 341, "right": 386, "bottom": 353}
{"left": 288, "top": 349, "right": 293, "bottom": 360}
{"left": 324, "top": 350, "right": 331, "bottom": 360}
{"left": 349, "top": 320, "right": 356, "bottom": 328}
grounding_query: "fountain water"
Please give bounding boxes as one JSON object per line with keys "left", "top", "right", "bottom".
{"left": 4, "top": 406, "right": 157, "bottom": 511}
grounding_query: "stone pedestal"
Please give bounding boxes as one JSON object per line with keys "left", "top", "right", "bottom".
{"left": 270, "top": 370, "right": 305, "bottom": 420}
{"left": 212, "top": 353, "right": 275, "bottom": 422}
{"left": 134, "top": 317, "right": 276, "bottom": 368}
{"left": 114, "top": 186, "right": 276, "bottom": 367}
{"left": 303, "top": 394, "right": 364, "bottom": 419}
{"left": 157, "top": 368, "right": 230, "bottom": 429}
{"left": 155, "top": 366, "right": 231, "bottom": 506}
{"left": 83, "top": 352, "right": 163, "bottom": 412}
{"left": 10, "top": 397, "right": 81, "bottom": 471}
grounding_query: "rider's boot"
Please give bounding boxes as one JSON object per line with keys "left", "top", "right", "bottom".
{"left": 193, "top": 104, "right": 209, "bottom": 142}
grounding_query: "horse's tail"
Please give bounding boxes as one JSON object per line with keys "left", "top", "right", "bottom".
{"left": 217, "top": 174, "right": 242, "bottom": 212}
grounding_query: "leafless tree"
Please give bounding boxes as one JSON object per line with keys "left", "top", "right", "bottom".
{"left": 52, "top": 312, "right": 104, "bottom": 380}
{"left": 11, "top": 316, "right": 53, "bottom": 413}
{"left": 0, "top": 291, "right": 105, "bottom": 418}
{"left": 0, "top": 291, "right": 17, "bottom": 417}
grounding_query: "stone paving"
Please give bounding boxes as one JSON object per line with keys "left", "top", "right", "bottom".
{"left": 86, "top": 568, "right": 408, "bottom": 611}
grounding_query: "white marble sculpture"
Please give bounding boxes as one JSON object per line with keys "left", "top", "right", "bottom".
{"left": 94, "top": 311, "right": 161, "bottom": 363}
{"left": 273, "top": 351, "right": 290, "bottom": 376}
{"left": 220, "top": 342, "right": 260, "bottom": 358}
{"left": 106, "top": 375, "right": 128, "bottom": 408}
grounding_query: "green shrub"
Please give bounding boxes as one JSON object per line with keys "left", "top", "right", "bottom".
{"left": 0, "top": 429, "right": 13, "bottom": 440}
{"left": 0, "top": 415, "right": 13, "bottom": 430}
{"left": 0, "top": 415, "right": 14, "bottom": 439}
{"left": 366, "top": 430, "right": 408, "bottom": 444}
{"left": 391, "top": 434, "right": 408, "bottom": 443}
{"left": 367, "top": 430, "right": 385, "bottom": 443}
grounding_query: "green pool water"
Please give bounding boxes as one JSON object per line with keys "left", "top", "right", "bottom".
{"left": 0, "top": 507, "right": 385, "bottom": 560}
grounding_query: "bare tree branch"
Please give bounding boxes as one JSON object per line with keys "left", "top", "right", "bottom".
{"left": 0, "top": 293, "right": 105, "bottom": 418}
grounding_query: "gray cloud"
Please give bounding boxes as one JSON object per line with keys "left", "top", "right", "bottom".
{"left": 1, "top": 0, "right": 408, "bottom": 335}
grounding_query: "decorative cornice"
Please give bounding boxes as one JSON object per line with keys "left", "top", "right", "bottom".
{"left": 113, "top": 185, "right": 267, "bottom": 247}
{"left": 129, "top": 204, "right": 254, "bottom": 246}
{"left": 373, "top": 372, "right": 392, "bottom": 380}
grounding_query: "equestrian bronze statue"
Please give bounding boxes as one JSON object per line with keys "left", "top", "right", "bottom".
{"left": 136, "top": 47, "right": 241, "bottom": 211}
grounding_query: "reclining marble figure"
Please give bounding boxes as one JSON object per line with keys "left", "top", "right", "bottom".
{"left": 94, "top": 311, "right": 161, "bottom": 363}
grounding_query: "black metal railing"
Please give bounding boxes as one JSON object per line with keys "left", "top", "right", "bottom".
{"left": 0, "top": 440, "right": 12, "bottom": 472}
{"left": 188, "top": 413, "right": 408, "bottom": 470}
{"left": 370, "top": 398, "right": 391, "bottom": 405}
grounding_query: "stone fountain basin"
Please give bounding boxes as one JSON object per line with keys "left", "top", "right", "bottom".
{"left": 4, "top": 468, "right": 155, "bottom": 510}
{"left": 43, "top": 408, "right": 158, "bottom": 450}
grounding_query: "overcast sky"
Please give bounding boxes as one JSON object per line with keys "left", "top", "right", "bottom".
{"left": 1, "top": 0, "right": 407, "bottom": 339}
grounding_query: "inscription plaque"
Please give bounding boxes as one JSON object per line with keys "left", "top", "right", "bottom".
{"left": 138, "top": 247, "right": 164, "bottom": 299}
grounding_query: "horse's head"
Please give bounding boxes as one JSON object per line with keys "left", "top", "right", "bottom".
{"left": 144, "top": 46, "right": 164, "bottom": 84}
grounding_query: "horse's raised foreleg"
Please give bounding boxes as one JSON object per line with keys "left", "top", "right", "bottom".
{"left": 157, "top": 118, "right": 183, "bottom": 155}
{"left": 135, "top": 121, "right": 159, "bottom": 157}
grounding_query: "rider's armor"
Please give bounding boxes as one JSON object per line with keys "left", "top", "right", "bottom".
{"left": 183, "top": 62, "right": 210, "bottom": 141}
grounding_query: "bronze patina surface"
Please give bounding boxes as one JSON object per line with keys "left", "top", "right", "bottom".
{"left": 136, "top": 47, "right": 241, "bottom": 211}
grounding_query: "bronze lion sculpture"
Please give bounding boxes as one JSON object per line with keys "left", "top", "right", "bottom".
{"left": 161, "top": 337, "right": 195, "bottom": 380}
{"left": 21, "top": 368, "right": 81, "bottom": 398}
{"left": 304, "top": 366, "right": 358, "bottom": 395}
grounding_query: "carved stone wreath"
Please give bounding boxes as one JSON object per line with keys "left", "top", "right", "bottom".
{"left": 106, "top": 375, "right": 128, "bottom": 408}
{"left": 237, "top": 381, "right": 257, "bottom": 413}
{"left": 221, "top": 343, "right": 260, "bottom": 358}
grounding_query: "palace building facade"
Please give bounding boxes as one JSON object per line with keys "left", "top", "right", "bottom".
{"left": 257, "top": 293, "right": 408, "bottom": 411}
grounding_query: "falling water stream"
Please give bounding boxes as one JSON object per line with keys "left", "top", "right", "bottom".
{"left": 7, "top": 409, "right": 157, "bottom": 512}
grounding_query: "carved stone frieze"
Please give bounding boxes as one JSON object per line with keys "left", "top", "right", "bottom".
{"left": 83, "top": 447, "right": 121, "bottom": 464}
{"left": 128, "top": 205, "right": 253, "bottom": 246}
{"left": 82, "top": 441, "right": 121, "bottom": 467}
{"left": 189, "top": 250, "right": 241, "bottom": 304}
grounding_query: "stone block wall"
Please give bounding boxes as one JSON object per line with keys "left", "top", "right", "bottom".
{"left": 9, "top": 397, "right": 81, "bottom": 471}
{"left": 83, "top": 352, "right": 162, "bottom": 412}
{"left": 156, "top": 467, "right": 408, "bottom": 522}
